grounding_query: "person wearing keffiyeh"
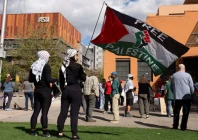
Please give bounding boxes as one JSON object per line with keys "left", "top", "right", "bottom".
{"left": 29, "top": 50, "right": 56, "bottom": 137}
{"left": 57, "top": 48, "right": 86, "bottom": 140}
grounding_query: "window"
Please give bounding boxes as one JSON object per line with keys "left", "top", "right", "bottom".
{"left": 116, "top": 59, "right": 130, "bottom": 81}
{"left": 138, "top": 60, "right": 153, "bottom": 81}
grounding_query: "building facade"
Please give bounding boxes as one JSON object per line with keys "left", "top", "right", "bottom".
{"left": 0, "top": 12, "right": 81, "bottom": 51}
{"left": 94, "top": 45, "right": 104, "bottom": 70}
{"left": 79, "top": 43, "right": 94, "bottom": 70}
{"left": 103, "top": 0, "right": 198, "bottom": 89}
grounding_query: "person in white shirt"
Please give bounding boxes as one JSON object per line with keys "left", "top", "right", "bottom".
{"left": 124, "top": 74, "right": 135, "bottom": 117}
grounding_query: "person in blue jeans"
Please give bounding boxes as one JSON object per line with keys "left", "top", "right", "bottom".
{"left": 23, "top": 79, "right": 34, "bottom": 111}
{"left": 165, "top": 76, "right": 174, "bottom": 117}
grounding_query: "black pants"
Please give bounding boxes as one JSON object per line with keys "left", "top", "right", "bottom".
{"left": 31, "top": 90, "right": 52, "bottom": 129}
{"left": 3, "top": 92, "right": 13, "bottom": 109}
{"left": 104, "top": 94, "right": 112, "bottom": 112}
{"left": 84, "top": 95, "right": 96, "bottom": 120}
{"left": 119, "top": 96, "right": 124, "bottom": 106}
{"left": 57, "top": 84, "right": 82, "bottom": 136}
{"left": 173, "top": 100, "right": 191, "bottom": 130}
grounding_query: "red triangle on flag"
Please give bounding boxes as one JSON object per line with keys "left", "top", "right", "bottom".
{"left": 91, "top": 7, "right": 129, "bottom": 44}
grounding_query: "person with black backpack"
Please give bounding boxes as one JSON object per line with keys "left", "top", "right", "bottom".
{"left": 118, "top": 80, "right": 124, "bottom": 106}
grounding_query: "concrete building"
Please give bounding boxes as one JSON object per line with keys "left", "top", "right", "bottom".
{"left": 103, "top": 0, "right": 198, "bottom": 89}
{"left": 0, "top": 12, "right": 81, "bottom": 80}
{"left": 79, "top": 43, "right": 94, "bottom": 70}
{"left": 94, "top": 45, "right": 104, "bottom": 70}
{"left": 0, "top": 12, "right": 81, "bottom": 55}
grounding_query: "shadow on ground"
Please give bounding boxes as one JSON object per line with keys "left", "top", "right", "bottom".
{"left": 134, "top": 121, "right": 170, "bottom": 129}
{"left": 15, "top": 126, "right": 119, "bottom": 139}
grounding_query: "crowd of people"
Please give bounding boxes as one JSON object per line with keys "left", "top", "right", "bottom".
{"left": 0, "top": 48, "right": 197, "bottom": 139}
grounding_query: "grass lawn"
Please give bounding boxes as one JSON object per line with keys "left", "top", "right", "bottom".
{"left": 0, "top": 122, "right": 197, "bottom": 140}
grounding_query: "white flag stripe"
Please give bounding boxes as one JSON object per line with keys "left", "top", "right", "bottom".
{"left": 119, "top": 24, "right": 178, "bottom": 68}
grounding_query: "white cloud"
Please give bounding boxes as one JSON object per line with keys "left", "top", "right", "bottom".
{"left": 0, "top": 0, "right": 184, "bottom": 44}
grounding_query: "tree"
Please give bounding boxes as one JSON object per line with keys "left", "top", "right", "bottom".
{"left": 7, "top": 23, "right": 66, "bottom": 80}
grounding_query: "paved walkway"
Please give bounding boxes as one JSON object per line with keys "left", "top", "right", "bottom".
{"left": 0, "top": 92, "right": 198, "bottom": 131}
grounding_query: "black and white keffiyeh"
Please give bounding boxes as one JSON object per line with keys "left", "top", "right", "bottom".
{"left": 61, "top": 49, "right": 77, "bottom": 86}
{"left": 31, "top": 50, "right": 50, "bottom": 82}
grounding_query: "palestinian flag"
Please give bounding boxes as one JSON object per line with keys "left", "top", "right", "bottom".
{"left": 91, "top": 6, "right": 189, "bottom": 76}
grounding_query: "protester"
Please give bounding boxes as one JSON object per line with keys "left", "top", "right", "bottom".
{"left": 83, "top": 70, "right": 99, "bottom": 122}
{"left": 164, "top": 76, "right": 174, "bottom": 117}
{"left": 29, "top": 50, "right": 56, "bottom": 137}
{"left": 124, "top": 74, "right": 135, "bottom": 117}
{"left": 194, "top": 79, "right": 198, "bottom": 91}
{"left": 119, "top": 80, "right": 124, "bottom": 106}
{"left": 161, "top": 82, "right": 165, "bottom": 97}
{"left": 103, "top": 76, "right": 112, "bottom": 114}
{"left": 110, "top": 72, "right": 120, "bottom": 123}
{"left": 99, "top": 78, "right": 106, "bottom": 109}
{"left": 80, "top": 89, "right": 87, "bottom": 115}
{"left": 138, "top": 75, "right": 151, "bottom": 119}
{"left": 57, "top": 49, "right": 86, "bottom": 139}
{"left": 171, "top": 64, "right": 194, "bottom": 130}
{"left": 157, "top": 78, "right": 163, "bottom": 94}
{"left": 23, "top": 78, "right": 34, "bottom": 111}
{"left": 3, "top": 74, "right": 14, "bottom": 111}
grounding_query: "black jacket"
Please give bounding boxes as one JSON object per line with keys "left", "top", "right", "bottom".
{"left": 29, "top": 64, "right": 55, "bottom": 92}
{"left": 59, "top": 60, "right": 86, "bottom": 91}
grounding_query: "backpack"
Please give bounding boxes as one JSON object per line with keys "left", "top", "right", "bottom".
{"left": 118, "top": 83, "right": 122, "bottom": 94}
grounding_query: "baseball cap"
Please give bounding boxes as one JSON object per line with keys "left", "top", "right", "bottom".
{"left": 128, "top": 74, "right": 133, "bottom": 78}
{"left": 111, "top": 72, "right": 117, "bottom": 76}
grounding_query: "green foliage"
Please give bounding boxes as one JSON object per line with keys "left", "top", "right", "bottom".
{"left": 7, "top": 23, "right": 65, "bottom": 80}
{"left": 83, "top": 68, "right": 104, "bottom": 82}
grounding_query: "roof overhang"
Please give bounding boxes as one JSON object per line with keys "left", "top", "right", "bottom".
{"left": 184, "top": 0, "right": 198, "bottom": 4}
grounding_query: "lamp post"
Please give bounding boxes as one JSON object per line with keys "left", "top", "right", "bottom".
{"left": 0, "top": 0, "right": 8, "bottom": 83}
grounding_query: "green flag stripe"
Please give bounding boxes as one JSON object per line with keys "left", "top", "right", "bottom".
{"left": 97, "top": 41, "right": 167, "bottom": 76}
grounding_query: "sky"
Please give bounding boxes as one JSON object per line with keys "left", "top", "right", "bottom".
{"left": 0, "top": 0, "right": 184, "bottom": 46}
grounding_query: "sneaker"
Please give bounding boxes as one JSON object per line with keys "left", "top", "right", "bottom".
{"left": 140, "top": 115, "right": 143, "bottom": 118}
{"left": 108, "top": 111, "right": 113, "bottom": 114}
{"left": 110, "top": 120, "right": 119, "bottom": 123}
{"left": 29, "top": 131, "right": 38, "bottom": 136}
{"left": 125, "top": 112, "right": 132, "bottom": 117}
{"left": 5, "top": 108, "right": 13, "bottom": 111}
{"left": 71, "top": 135, "right": 80, "bottom": 140}
{"left": 24, "top": 109, "right": 28, "bottom": 111}
{"left": 86, "top": 118, "right": 96, "bottom": 122}
{"left": 80, "top": 112, "right": 86, "bottom": 115}
{"left": 43, "top": 132, "right": 50, "bottom": 137}
{"left": 146, "top": 115, "right": 149, "bottom": 119}
{"left": 57, "top": 134, "right": 63, "bottom": 138}
{"left": 103, "top": 111, "right": 107, "bottom": 114}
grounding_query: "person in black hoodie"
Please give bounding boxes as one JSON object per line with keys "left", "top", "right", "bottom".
{"left": 29, "top": 50, "right": 56, "bottom": 137}
{"left": 57, "top": 48, "right": 86, "bottom": 140}
{"left": 138, "top": 75, "right": 152, "bottom": 119}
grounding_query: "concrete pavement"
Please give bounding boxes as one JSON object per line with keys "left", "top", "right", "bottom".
{"left": 0, "top": 92, "right": 198, "bottom": 131}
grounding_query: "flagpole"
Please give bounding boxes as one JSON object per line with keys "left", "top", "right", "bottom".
{"left": 0, "top": 0, "right": 8, "bottom": 84}
{"left": 84, "top": 1, "right": 107, "bottom": 69}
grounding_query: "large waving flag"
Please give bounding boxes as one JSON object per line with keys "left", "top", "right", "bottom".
{"left": 91, "top": 6, "right": 189, "bottom": 76}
